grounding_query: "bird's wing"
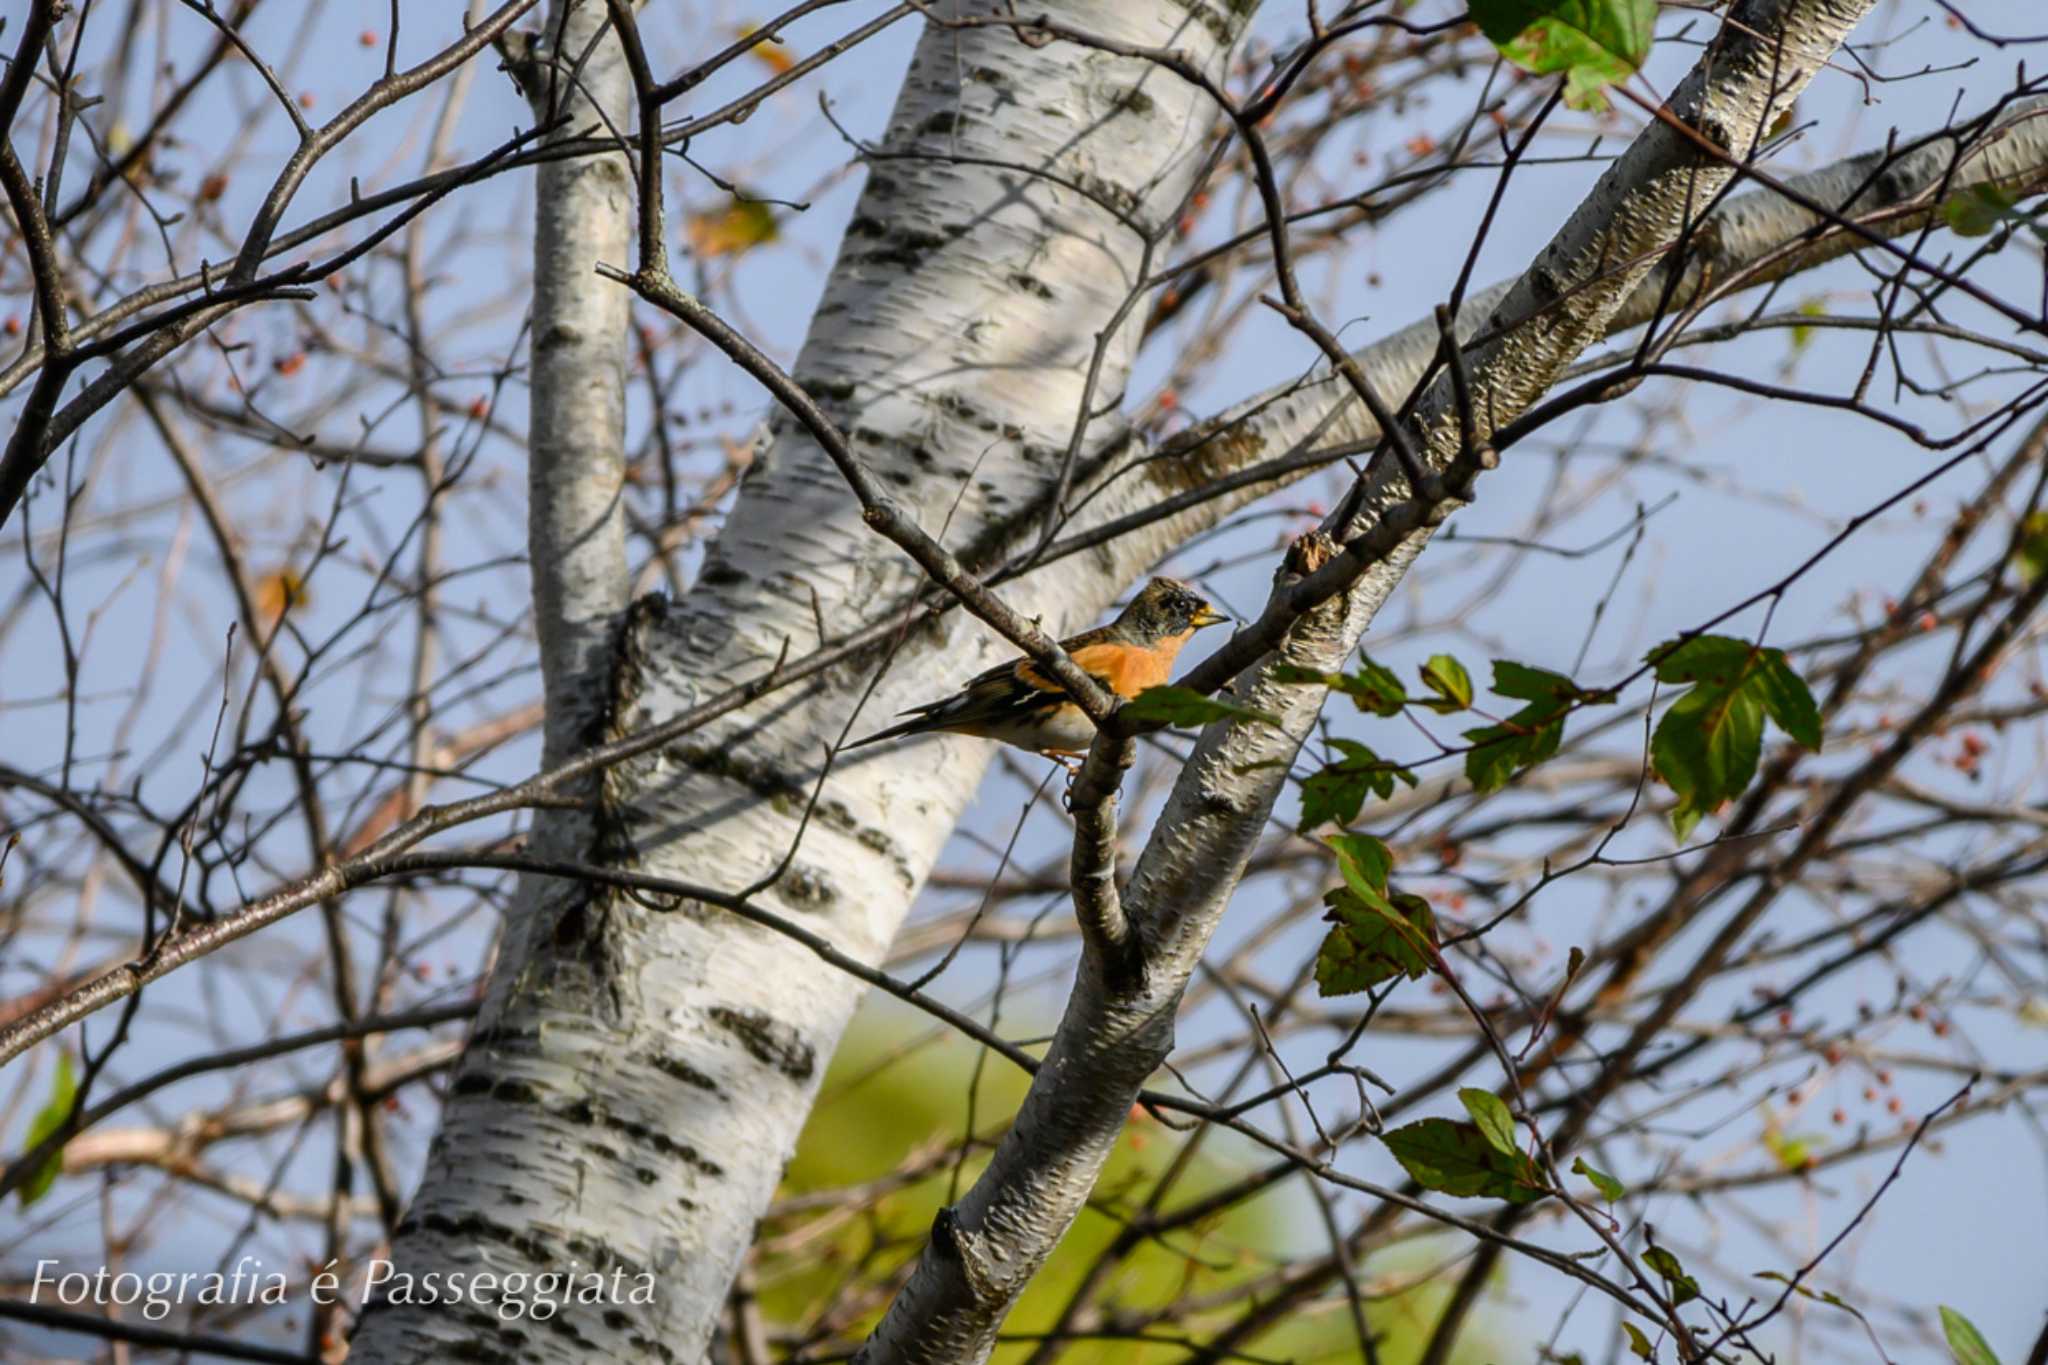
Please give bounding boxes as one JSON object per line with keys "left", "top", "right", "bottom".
{"left": 850, "top": 629, "right": 1143, "bottom": 750}
{"left": 916, "top": 630, "right": 1125, "bottom": 728}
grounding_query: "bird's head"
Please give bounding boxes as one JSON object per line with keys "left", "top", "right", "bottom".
{"left": 1119, "top": 577, "right": 1229, "bottom": 641}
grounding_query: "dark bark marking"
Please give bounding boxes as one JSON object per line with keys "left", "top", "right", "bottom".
{"left": 708, "top": 1004, "right": 817, "bottom": 1081}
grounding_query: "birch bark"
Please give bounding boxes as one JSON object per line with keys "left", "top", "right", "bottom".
{"left": 1055, "top": 93, "right": 2048, "bottom": 590}
{"left": 350, "top": 2, "right": 1255, "bottom": 1359}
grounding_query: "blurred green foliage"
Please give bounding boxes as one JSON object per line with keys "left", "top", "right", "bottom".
{"left": 761, "top": 1003, "right": 1498, "bottom": 1363}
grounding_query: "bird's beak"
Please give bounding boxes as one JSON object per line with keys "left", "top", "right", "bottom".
{"left": 1191, "top": 604, "right": 1229, "bottom": 630}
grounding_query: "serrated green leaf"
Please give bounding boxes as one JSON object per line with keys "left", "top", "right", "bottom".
{"left": 1459, "top": 1088, "right": 1518, "bottom": 1157}
{"left": 1344, "top": 655, "right": 1409, "bottom": 717}
{"left": 1121, "top": 684, "right": 1280, "bottom": 731}
{"left": 1464, "top": 660, "right": 1606, "bottom": 792}
{"left": 1752, "top": 658, "right": 1823, "bottom": 750}
{"left": 1328, "top": 832, "right": 1392, "bottom": 895}
{"left": 1643, "top": 1246, "right": 1701, "bottom": 1305}
{"left": 1621, "top": 1320, "right": 1655, "bottom": 1360}
{"left": 1491, "top": 659, "right": 1582, "bottom": 702}
{"left": 1471, "top": 0, "right": 1657, "bottom": 111}
{"left": 1273, "top": 658, "right": 1408, "bottom": 715}
{"left": 1315, "top": 888, "right": 1439, "bottom": 995}
{"left": 18, "top": 1049, "right": 78, "bottom": 1208}
{"left": 1653, "top": 682, "right": 1764, "bottom": 831}
{"left": 1647, "top": 635, "right": 1821, "bottom": 834}
{"left": 1381, "top": 1117, "right": 1548, "bottom": 1203}
{"left": 1297, "top": 739, "right": 1418, "bottom": 833}
{"left": 1572, "top": 1154, "right": 1624, "bottom": 1202}
{"left": 1940, "top": 1306, "right": 2001, "bottom": 1365}
{"left": 1419, "top": 653, "right": 1474, "bottom": 712}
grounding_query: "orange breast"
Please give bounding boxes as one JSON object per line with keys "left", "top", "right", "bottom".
{"left": 1068, "top": 630, "right": 1195, "bottom": 699}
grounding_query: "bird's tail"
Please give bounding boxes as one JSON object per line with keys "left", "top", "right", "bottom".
{"left": 844, "top": 713, "right": 932, "bottom": 751}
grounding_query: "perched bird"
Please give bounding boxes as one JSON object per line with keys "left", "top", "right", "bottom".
{"left": 848, "top": 577, "right": 1229, "bottom": 759}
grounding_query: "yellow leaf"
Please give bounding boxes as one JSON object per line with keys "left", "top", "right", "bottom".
{"left": 255, "top": 568, "right": 309, "bottom": 622}
{"left": 736, "top": 24, "right": 797, "bottom": 75}
{"left": 686, "top": 198, "right": 780, "bottom": 258}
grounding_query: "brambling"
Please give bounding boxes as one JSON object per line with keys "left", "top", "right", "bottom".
{"left": 849, "top": 578, "right": 1229, "bottom": 760}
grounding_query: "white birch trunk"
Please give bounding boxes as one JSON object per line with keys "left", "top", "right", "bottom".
{"left": 350, "top": 3, "right": 1254, "bottom": 1359}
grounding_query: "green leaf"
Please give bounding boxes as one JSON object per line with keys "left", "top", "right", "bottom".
{"left": 1458, "top": 1088, "right": 1518, "bottom": 1157}
{"left": 1273, "top": 657, "right": 1408, "bottom": 716}
{"left": 1464, "top": 660, "right": 1608, "bottom": 793}
{"left": 1572, "top": 1155, "right": 1624, "bottom": 1202}
{"left": 1491, "top": 660, "right": 1577, "bottom": 702}
{"left": 18, "top": 1049, "right": 78, "bottom": 1208}
{"left": 1940, "top": 1306, "right": 2002, "bottom": 1365}
{"left": 1643, "top": 1246, "right": 1701, "bottom": 1306}
{"left": 1122, "top": 684, "right": 1280, "bottom": 731}
{"left": 1380, "top": 1117, "right": 1548, "bottom": 1203}
{"left": 1297, "top": 739, "right": 1418, "bottom": 832}
{"left": 2017, "top": 510, "right": 2048, "bottom": 584}
{"left": 1348, "top": 655, "right": 1410, "bottom": 716}
{"left": 1328, "top": 832, "right": 1392, "bottom": 896}
{"left": 1419, "top": 654, "right": 1474, "bottom": 712}
{"left": 1646, "top": 635, "right": 1821, "bottom": 835}
{"left": 1653, "top": 683, "right": 1762, "bottom": 837}
{"left": 1762, "top": 1124, "right": 1822, "bottom": 1171}
{"left": 1941, "top": 183, "right": 2021, "bottom": 238}
{"left": 1470, "top": 0, "right": 1657, "bottom": 111}
{"left": 1788, "top": 297, "right": 1827, "bottom": 355}
{"left": 1621, "top": 1320, "right": 1655, "bottom": 1360}
{"left": 1315, "top": 889, "right": 1440, "bottom": 995}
